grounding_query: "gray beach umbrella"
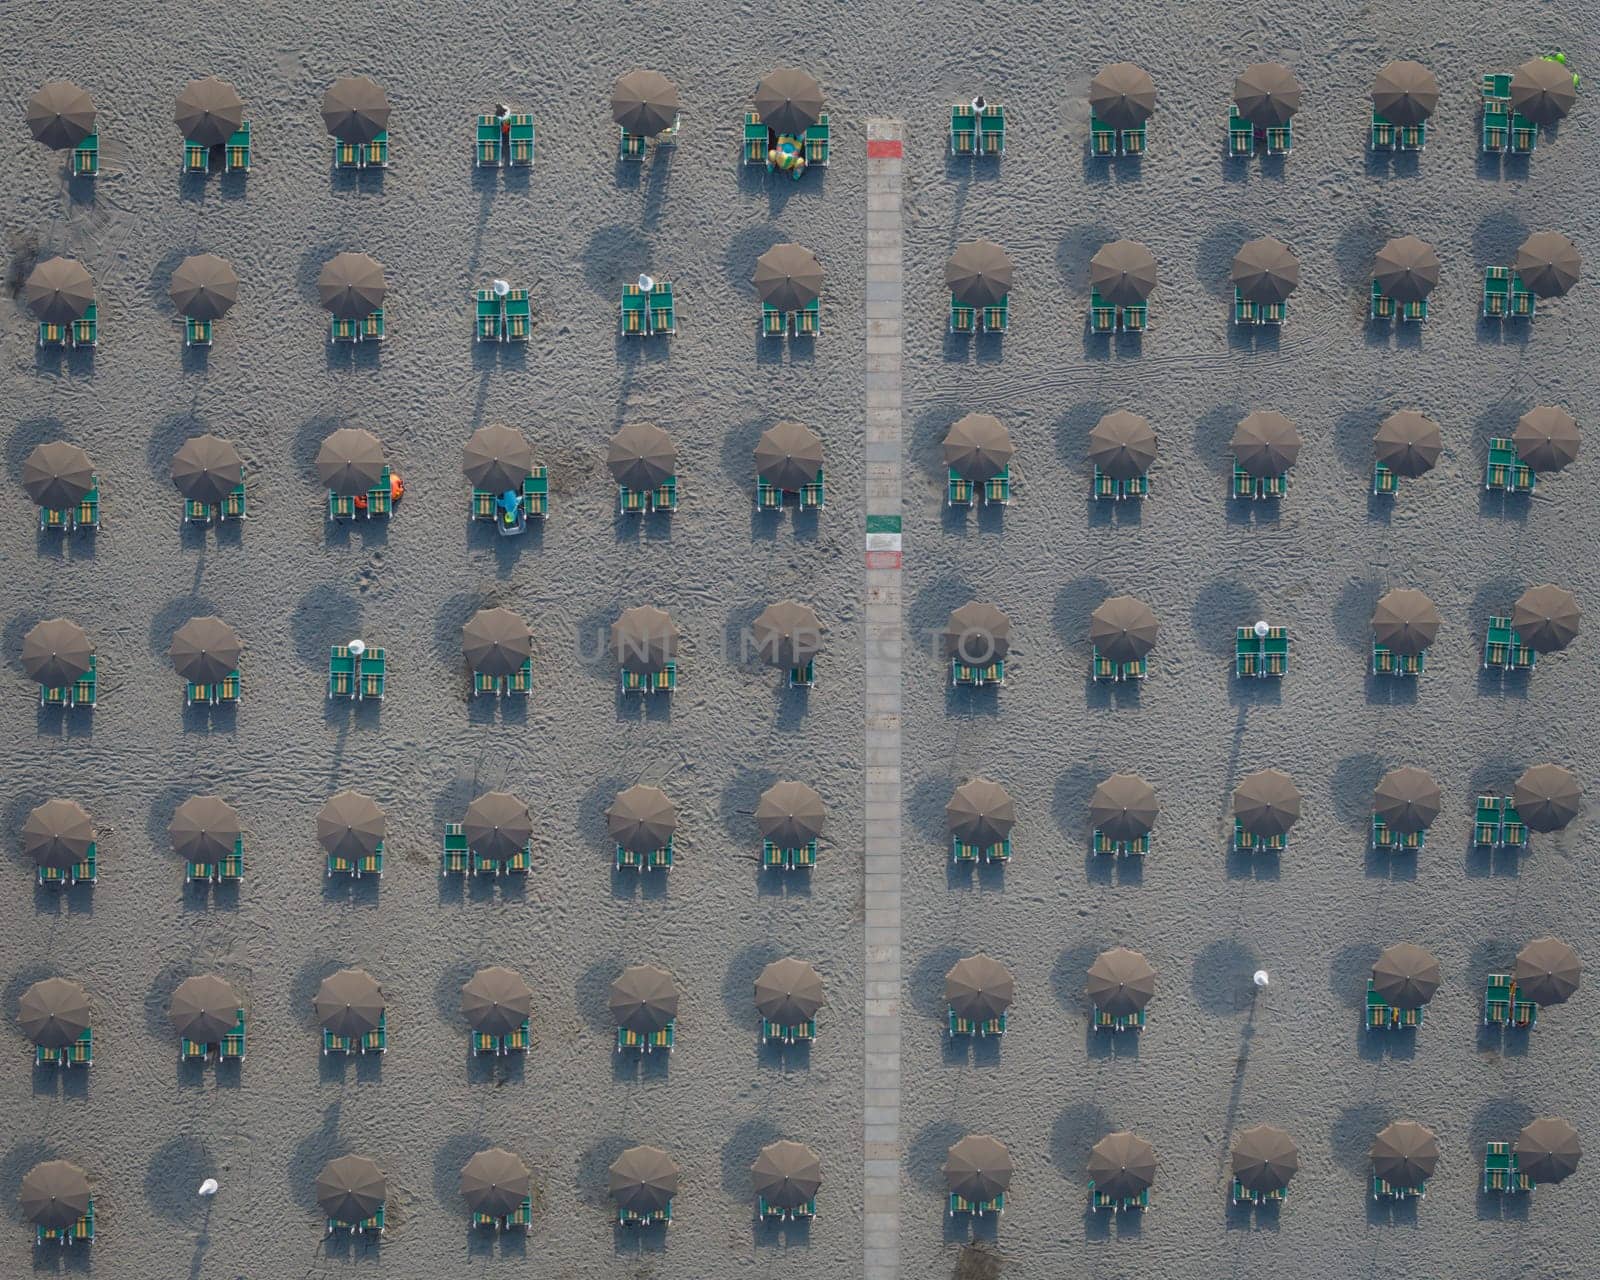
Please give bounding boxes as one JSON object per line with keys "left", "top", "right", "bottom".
{"left": 1370, "top": 1121, "right": 1439, "bottom": 1184}
{"left": 752, "top": 1142, "right": 823, "bottom": 1208}
{"left": 1232, "top": 769, "right": 1302, "bottom": 837}
{"left": 754, "top": 421, "right": 824, "bottom": 491}
{"left": 317, "top": 252, "right": 387, "bottom": 318}
{"left": 1371, "top": 588, "right": 1441, "bottom": 654}
{"left": 17, "top": 978, "right": 91, "bottom": 1049}
{"left": 168, "top": 795, "right": 242, "bottom": 864}
{"left": 609, "top": 1146, "right": 681, "bottom": 1213}
{"left": 313, "top": 969, "right": 385, "bottom": 1037}
{"left": 169, "top": 253, "right": 239, "bottom": 320}
{"left": 1515, "top": 232, "right": 1581, "bottom": 298}
{"left": 20, "top": 619, "right": 94, "bottom": 688}
{"left": 174, "top": 76, "right": 244, "bottom": 146}
{"left": 316, "top": 791, "right": 386, "bottom": 859}
{"left": 1088, "top": 411, "right": 1158, "bottom": 480}
{"left": 945, "top": 240, "right": 1014, "bottom": 306}
{"left": 22, "top": 441, "right": 95, "bottom": 508}
{"left": 462, "top": 608, "right": 533, "bottom": 677}
{"left": 753, "top": 243, "right": 823, "bottom": 311}
{"left": 757, "top": 781, "right": 826, "bottom": 848}
{"left": 944, "top": 602, "right": 1011, "bottom": 665}
{"left": 24, "top": 257, "right": 94, "bottom": 323}
{"left": 1085, "top": 947, "right": 1157, "bottom": 1016}
{"left": 1089, "top": 773, "right": 1159, "bottom": 841}
{"left": 946, "top": 779, "right": 1015, "bottom": 846}
{"left": 754, "top": 957, "right": 826, "bottom": 1023}
{"left": 1087, "top": 1132, "right": 1157, "bottom": 1199}
{"left": 20, "top": 1161, "right": 91, "bottom": 1230}
{"left": 1373, "top": 236, "right": 1440, "bottom": 303}
{"left": 1371, "top": 943, "right": 1441, "bottom": 1006}
{"left": 611, "top": 606, "right": 679, "bottom": 673}
{"left": 606, "top": 785, "right": 677, "bottom": 851}
{"left": 1371, "top": 61, "right": 1439, "bottom": 125}
{"left": 461, "top": 424, "right": 533, "bottom": 493}
{"left": 754, "top": 67, "right": 824, "bottom": 135}
{"left": 169, "top": 974, "right": 240, "bottom": 1042}
{"left": 22, "top": 799, "right": 93, "bottom": 870}
{"left": 1512, "top": 763, "right": 1582, "bottom": 832}
{"left": 169, "top": 616, "right": 242, "bottom": 684}
{"left": 1513, "top": 585, "right": 1581, "bottom": 652}
{"left": 321, "top": 76, "right": 389, "bottom": 142}
{"left": 610, "top": 69, "right": 679, "bottom": 135}
{"left": 945, "top": 1135, "right": 1014, "bottom": 1201}
{"left": 1233, "top": 62, "right": 1302, "bottom": 126}
{"left": 1513, "top": 406, "right": 1581, "bottom": 472}
{"left": 170, "top": 434, "right": 243, "bottom": 505}
{"left": 1089, "top": 239, "right": 1158, "bottom": 306}
{"left": 1510, "top": 58, "right": 1578, "bottom": 126}
{"left": 1089, "top": 595, "right": 1159, "bottom": 663}
{"left": 316, "top": 1156, "right": 386, "bottom": 1221}
{"left": 1373, "top": 411, "right": 1442, "bottom": 478}
{"left": 944, "top": 954, "right": 1015, "bottom": 1022}
{"left": 315, "top": 427, "right": 386, "bottom": 494}
{"left": 460, "top": 966, "right": 533, "bottom": 1036}
{"left": 1372, "top": 767, "right": 1441, "bottom": 834}
{"left": 1230, "top": 238, "right": 1299, "bottom": 303}
{"left": 1232, "top": 1125, "right": 1299, "bottom": 1194}
{"left": 942, "top": 413, "right": 1015, "bottom": 482}
{"left": 606, "top": 422, "right": 677, "bottom": 491}
{"left": 1088, "top": 62, "right": 1158, "bottom": 130}
{"left": 26, "top": 81, "right": 96, "bottom": 149}
{"left": 459, "top": 1149, "right": 531, "bottom": 1217}
{"left": 1514, "top": 938, "right": 1582, "bottom": 1006}
{"left": 608, "top": 964, "right": 679, "bottom": 1033}
{"left": 752, "top": 601, "right": 822, "bottom": 668}
{"left": 1517, "top": 1118, "right": 1581, "bottom": 1184}
{"left": 463, "top": 791, "right": 533, "bottom": 859}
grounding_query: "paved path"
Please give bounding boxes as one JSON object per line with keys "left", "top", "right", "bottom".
{"left": 862, "top": 118, "right": 904, "bottom": 1280}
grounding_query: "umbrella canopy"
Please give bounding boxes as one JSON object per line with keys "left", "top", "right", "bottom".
{"left": 175, "top": 77, "right": 244, "bottom": 146}
{"left": 26, "top": 81, "right": 96, "bottom": 149}
{"left": 611, "top": 606, "right": 680, "bottom": 673}
{"left": 169, "top": 974, "right": 240, "bottom": 1042}
{"left": 752, "top": 243, "right": 823, "bottom": 311}
{"left": 461, "top": 424, "right": 533, "bottom": 492}
{"left": 316, "top": 790, "right": 386, "bottom": 858}
{"left": 944, "top": 954, "right": 1015, "bottom": 1022}
{"left": 1515, "top": 232, "right": 1581, "bottom": 299}
{"left": 1510, "top": 58, "right": 1578, "bottom": 126}
{"left": 754, "top": 421, "right": 824, "bottom": 491}
{"left": 17, "top": 978, "right": 91, "bottom": 1048}
{"left": 754, "top": 957, "right": 826, "bottom": 1023}
{"left": 1371, "top": 943, "right": 1441, "bottom": 1006}
{"left": 1088, "top": 411, "right": 1158, "bottom": 480}
{"left": 1232, "top": 768, "right": 1302, "bottom": 837}
{"left": 1370, "top": 1121, "right": 1439, "bottom": 1184}
{"left": 609, "top": 1146, "right": 681, "bottom": 1213}
{"left": 1089, "top": 595, "right": 1159, "bottom": 663}
{"left": 317, "top": 253, "right": 386, "bottom": 318}
{"left": 611, "top": 70, "right": 679, "bottom": 135}
{"left": 943, "top": 602, "right": 1011, "bottom": 665}
{"left": 316, "top": 1155, "right": 386, "bottom": 1220}
{"left": 1373, "top": 236, "right": 1440, "bottom": 303}
{"left": 1518, "top": 1118, "right": 1582, "bottom": 1184}
{"left": 606, "top": 785, "right": 677, "bottom": 851}
{"left": 170, "top": 435, "right": 243, "bottom": 505}
{"left": 1513, "top": 763, "right": 1582, "bottom": 832}
{"left": 1231, "top": 411, "right": 1302, "bottom": 476}
{"left": 1232, "top": 1125, "right": 1300, "bottom": 1193}
{"left": 945, "top": 240, "right": 1013, "bottom": 306}
{"left": 1089, "top": 239, "right": 1158, "bottom": 306}
{"left": 754, "top": 67, "right": 824, "bottom": 135}
{"left": 607, "top": 423, "right": 676, "bottom": 490}
{"left": 169, "top": 616, "right": 242, "bottom": 683}
{"left": 608, "top": 964, "right": 678, "bottom": 1033}
{"left": 1371, "top": 767, "right": 1441, "bottom": 835}
{"left": 1085, "top": 947, "right": 1157, "bottom": 1015}
{"left": 321, "top": 76, "right": 389, "bottom": 143}
{"left": 942, "top": 413, "right": 1014, "bottom": 482}
{"left": 946, "top": 779, "right": 1015, "bottom": 846}
{"left": 21, "top": 619, "right": 94, "bottom": 688}
{"left": 1513, "top": 406, "right": 1581, "bottom": 472}
{"left": 1234, "top": 62, "right": 1302, "bottom": 126}
{"left": 169, "top": 795, "right": 242, "bottom": 864}
{"left": 1373, "top": 411, "right": 1442, "bottom": 478}
{"left": 751, "top": 1141, "right": 822, "bottom": 1208}
{"left": 316, "top": 427, "right": 386, "bottom": 494}
{"left": 945, "top": 1135, "right": 1014, "bottom": 1201}
{"left": 463, "top": 791, "right": 533, "bottom": 859}
{"left": 756, "top": 780, "right": 826, "bottom": 847}
{"left": 1088, "top": 62, "right": 1158, "bottom": 130}
{"left": 169, "top": 254, "right": 239, "bottom": 321}
{"left": 459, "top": 1148, "right": 531, "bottom": 1216}
{"left": 460, "top": 966, "right": 533, "bottom": 1036}
{"left": 1087, "top": 1132, "right": 1157, "bottom": 1199}
{"left": 753, "top": 601, "right": 823, "bottom": 668}
{"left": 1371, "top": 588, "right": 1441, "bottom": 654}
{"left": 22, "top": 441, "right": 95, "bottom": 508}
{"left": 1090, "top": 773, "right": 1159, "bottom": 841}
{"left": 461, "top": 608, "right": 533, "bottom": 677}
{"left": 1513, "top": 585, "right": 1581, "bottom": 652}
{"left": 1371, "top": 60, "right": 1440, "bottom": 125}
{"left": 20, "top": 1161, "right": 91, "bottom": 1229}
{"left": 22, "top": 799, "right": 93, "bottom": 870}
{"left": 313, "top": 969, "right": 385, "bottom": 1037}
{"left": 1514, "top": 937, "right": 1581, "bottom": 1006}
{"left": 1230, "top": 237, "right": 1299, "bottom": 304}
{"left": 24, "top": 257, "right": 94, "bottom": 323}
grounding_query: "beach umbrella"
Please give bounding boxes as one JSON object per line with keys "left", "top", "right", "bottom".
{"left": 1371, "top": 588, "right": 1441, "bottom": 654}
{"left": 610, "top": 70, "right": 679, "bottom": 136}
{"left": 316, "top": 1156, "right": 386, "bottom": 1221}
{"left": 1089, "top": 595, "right": 1159, "bottom": 663}
{"left": 607, "top": 423, "right": 676, "bottom": 491}
{"left": 170, "top": 435, "right": 243, "bottom": 505}
{"left": 313, "top": 969, "right": 385, "bottom": 1037}
{"left": 1518, "top": 1118, "right": 1581, "bottom": 1184}
{"left": 1370, "top": 1121, "right": 1439, "bottom": 1185}
{"left": 169, "top": 616, "right": 242, "bottom": 684}
{"left": 1087, "top": 1132, "right": 1157, "bottom": 1199}
{"left": 946, "top": 780, "right": 1015, "bottom": 846}
{"left": 321, "top": 76, "right": 389, "bottom": 143}
{"left": 1515, "top": 232, "right": 1581, "bottom": 298}
{"left": 1230, "top": 238, "right": 1299, "bottom": 303}
{"left": 169, "top": 254, "right": 239, "bottom": 321}
{"left": 315, "top": 427, "right": 386, "bottom": 495}
{"left": 20, "top": 1161, "right": 91, "bottom": 1230}
{"left": 943, "top": 602, "right": 1011, "bottom": 666}
{"left": 945, "top": 1136, "right": 1014, "bottom": 1202}
{"left": 1373, "top": 236, "right": 1440, "bottom": 303}
{"left": 942, "top": 413, "right": 1014, "bottom": 482}
{"left": 169, "top": 795, "right": 242, "bottom": 864}
{"left": 752, "top": 243, "right": 823, "bottom": 311}
{"left": 1089, "top": 240, "right": 1158, "bottom": 306}
{"left": 754, "top": 67, "right": 824, "bottom": 135}
{"left": 611, "top": 606, "right": 679, "bottom": 673}
{"left": 169, "top": 975, "right": 240, "bottom": 1042}
{"left": 609, "top": 1146, "right": 680, "bottom": 1214}
{"left": 17, "top": 978, "right": 91, "bottom": 1048}
{"left": 944, "top": 955, "right": 1015, "bottom": 1022}
{"left": 1088, "top": 411, "right": 1158, "bottom": 480}
{"left": 1088, "top": 62, "right": 1157, "bottom": 130}
{"left": 753, "top": 601, "right": 822, "bottom": 668}
{"left": 1089, "top": 773, "right": 1158, "bottom": 841}
{"left": 1233, "top": 769, "right": 1302, "bottom": 837}
{"left": 608, "top": 964, "right": 678, "bottom": 1033}
{"left": 606, "top": 785, "right": 677, "bottom": 852}
{"left": 1232, "top": 1126, "right": 1299, "bottom": 1194}
{"left": 317, "top": 253, "right": 386, "bottom": 318}
{"left": 754, "top": 421, "right": 823, "bottom": 491}
{"left": 945, "top": 240, "right": 1013, "bottom": 306}
{"left": 1513, "top": 585, "right": 1581, "bottom": 652}
{"left": 316, "top": 791, "right": 386, "bottom": 859}
{"left": 174, "top": 77, "right": 243, "bottom": 146}
{"left": 1512, "top": 763, "right": 1582, "bottom": 832}
{"left": 24, "top": 257, "right": 94, "bottom": 323}
{"left": 1513, "top": 406, "right": 1580, "bottom": 471}
{"left": 757, "top": 781, "right": 826, "bottom": 848}
{"left": 754, "top": 957, "right": 826, "bottom": 1023}
{"left": 21, "top": 619, "right": 94, "bottom": 689}
{"left": 461, "top": 424, "right": 532, "bottom": 493}
{"left": 463, "top": 791, "right": 533, "bottom": 859}
{"left": 459, "top": 1149, "right": 531, "bottom": 1217}
{"left": 1373, "top": 411, "right": 1442, "bottom": 478}
{"left": 26, "top": 81, "right": 95, "bottom": 148}
{"left": 22, "top": 799, "right": 93, "bottom": 870}
{"left": 1510, "top": 58, "right": 1578, "bottom": 126}
{"left": 1233, "top": 63, "right": 1302, "bottom": 126}
{"left": 1371, "top": 61, "right": 1439, "bottom": 125}
{"left": 1514, "top": 937, "right": 1581, "bottom": 1006}
{"left": 460, "top": 966, "right": 533, "bottom": 1036}
{"left": 751, "top": 1142, "right": 822, "bottom": 1208}
{"left": 1231, "top": 410, "right": 1302, "bottom": 476}
{"left": 461, "top": 608, "right": 533, "bottom": 677}
{"left": 1085, "top": 947, "right": 1156, "bottom": 1016}
{"left": 22, "top": 441, "right": 95, "bottom": 509}
{"left": 1372, "top": 767, "right": 1441, "bottom": 834}
{"left": 1371, "top": 944, "right": 1441, "bottom": 1006}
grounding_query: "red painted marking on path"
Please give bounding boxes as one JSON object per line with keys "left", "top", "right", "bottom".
{"left": 866, "top": 551, "right": 903, "bottom": 570}
{"left": 866, "top": 140, "right": 902, "bottom": 159}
